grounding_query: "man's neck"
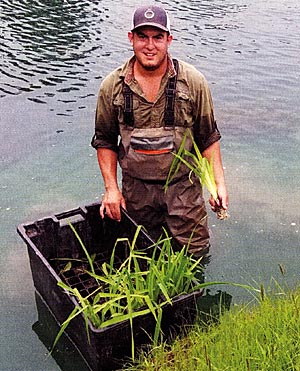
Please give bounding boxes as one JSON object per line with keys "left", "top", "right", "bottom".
{"left": 133, "top": 57, "right": 168, "bottom": 80}
{"left": 133, "top": 60, "right": 168, "bottom": 102}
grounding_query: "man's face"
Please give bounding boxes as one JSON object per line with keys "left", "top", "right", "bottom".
{"left": 128, "top": 27, "right": 173, "bottom": 71}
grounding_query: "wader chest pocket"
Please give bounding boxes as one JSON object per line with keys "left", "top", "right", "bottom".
{"left": 130, "top": 135, "right": 174, "bottom": 155}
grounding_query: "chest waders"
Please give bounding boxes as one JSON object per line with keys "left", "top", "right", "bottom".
{"left": 119, "top": 59, "right": 194, "bottom": 181}
{"left": 120, "top": 60, "right": 210, "bottom": 254}
{"left": 123, "top": 59, "right": 179, "bottom": 129}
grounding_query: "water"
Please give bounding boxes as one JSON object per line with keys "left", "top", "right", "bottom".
{"left": 1, "top": 0, "right": 299, "bottom": 369}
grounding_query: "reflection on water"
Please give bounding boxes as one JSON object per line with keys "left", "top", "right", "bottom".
{"left": 33, "top": 293, "right": 91, "bottom": 371}
{"left": 0, "top": 0, "right": 248, "bottom": 102}
{"left": 169, "top": 0, "right": 246, "bottom": 20}
{"left": 0, "top": 0, "right": 106, "bottom": 101}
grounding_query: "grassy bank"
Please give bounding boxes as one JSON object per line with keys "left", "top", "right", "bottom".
{"left": 124, "top": 285, "right": 300, "bottom": 371}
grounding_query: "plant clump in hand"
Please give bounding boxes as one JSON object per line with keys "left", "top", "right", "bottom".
{"left": 164, "top": 129, "right": 229, "bottom": 220}
{"left": 216, "top": 206, "right": 229, "bottom": 220}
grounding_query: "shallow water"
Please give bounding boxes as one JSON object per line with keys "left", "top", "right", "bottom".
{"left": 1, "top": 0, "right": 299, "bottom": 369}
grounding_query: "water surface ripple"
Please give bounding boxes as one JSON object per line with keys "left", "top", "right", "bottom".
{"left": 0, "top": 0, "right": 106, "bottom": 102}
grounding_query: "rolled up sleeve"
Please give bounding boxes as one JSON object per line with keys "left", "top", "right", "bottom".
{"left": 91, "top": 77, "right": 120, "bottom": 152}
{"left": 193, "top": 73, "right": 221, "bottom": 152}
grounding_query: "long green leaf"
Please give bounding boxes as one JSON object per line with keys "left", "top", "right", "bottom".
{"left": 164, "top": 130, "right": 188, "bottom": 191}
{"left": 153, "top": 306, "right": 163, "bottom": 347}
{"left": 68, "top": 221, "right": 96, "bottom": 277}
{"left": 51, "top": 306, "right": 80, "bottom": 353}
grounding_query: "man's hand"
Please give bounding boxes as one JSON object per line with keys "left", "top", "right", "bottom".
{"left": 96, "top": 148, "right": 126, "bottom": 221}
{"left": 209, "top": 183, "right": 228, "bottom": 212}
{"left": 100, "top": 188, "right": 126, "bottom": 222}
{"left": 202, "top": 141, "right": 229, "bottom": 217}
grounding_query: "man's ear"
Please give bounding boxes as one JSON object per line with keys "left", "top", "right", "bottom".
{"left": 128, "top": 31, "right": 134, "bottom": 45}
{"left": 167, "top": 34, "right": 173, "bottom": 46}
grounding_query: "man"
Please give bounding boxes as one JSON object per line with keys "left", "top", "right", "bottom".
{"left": 91, "top": 5, "right": 228, "bottom": 256}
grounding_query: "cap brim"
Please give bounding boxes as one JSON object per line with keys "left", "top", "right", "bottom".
{"left": 131, "top": 22, "right": 169, "bottom": 32}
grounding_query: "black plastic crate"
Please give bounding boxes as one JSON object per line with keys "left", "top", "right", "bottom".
{"left": 18, "top": 201, "right": 203, "bottom": 371}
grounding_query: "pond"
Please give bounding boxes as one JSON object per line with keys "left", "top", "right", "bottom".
{"left": 0, "top": 0, "right": 299, "bottom": 369}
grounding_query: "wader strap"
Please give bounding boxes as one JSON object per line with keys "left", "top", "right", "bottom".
{"left": 122, "top": 59, "right": 179, "bottom": 127}
{"left": 164, "top": 59, "right": 179, "bottom": 127}
{"left": 123, "top": 83, "right": 134, "bottom": 126}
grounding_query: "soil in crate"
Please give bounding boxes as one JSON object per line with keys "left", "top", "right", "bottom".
{"left": 55, "top": 253, "right": 119, "bottom": 300}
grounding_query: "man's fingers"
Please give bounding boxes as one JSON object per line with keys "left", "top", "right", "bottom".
{"left": 99, "top": 203, "right": 105, "bottom": 219}
{"left": 101, "top": 203, "right": 121, "bottom": 222}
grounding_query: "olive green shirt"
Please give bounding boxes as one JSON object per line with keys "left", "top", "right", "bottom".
{"left": 91, "top": 56, "right": 221, "bottom": 153}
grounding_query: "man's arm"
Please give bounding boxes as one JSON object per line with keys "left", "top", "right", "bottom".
{"left": 97, "top": 148, "right": 126, "bottom": 222}
{"left": 202, "top": 141, "right": 229, "bottom": 212}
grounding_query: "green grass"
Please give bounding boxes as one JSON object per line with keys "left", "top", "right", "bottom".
{"left": 52, "top": 225, "right": 212, "bottom": 360}
{"left": 124, "top": 284, "right": 300, "bottom": 371}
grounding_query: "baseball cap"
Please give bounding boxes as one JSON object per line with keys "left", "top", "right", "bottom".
{"left": 131, "top": 5, "right": 171, "bottom": 33}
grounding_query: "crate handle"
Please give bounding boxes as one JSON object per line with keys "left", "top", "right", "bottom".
{"left": 54, "top": 207, "right": 87, "bottom": 226}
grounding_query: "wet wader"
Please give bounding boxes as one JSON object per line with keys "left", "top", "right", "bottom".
{"left": 120, "top": 60, "right": 210, "bottom": 256}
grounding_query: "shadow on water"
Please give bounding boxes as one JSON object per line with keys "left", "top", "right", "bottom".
{"left": 32, "top": 292, "right": 91, "bottom": 371}
{"left": 32, "top": 289, "right": 231, "bottom": 371}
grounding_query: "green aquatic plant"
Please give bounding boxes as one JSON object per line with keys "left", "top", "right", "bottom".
{"left": 52, "top": 224, "right": 258, "bottom": 361}
{"left": 164, "top": 129, "right": 229, "bottom": 220}
{"left": 52, "top": 225, "right": 211, "bottom": 360}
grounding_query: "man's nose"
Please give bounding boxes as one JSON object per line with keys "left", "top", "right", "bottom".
{"left": 146, "top": 37, "right": 155, "bottom": 49}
